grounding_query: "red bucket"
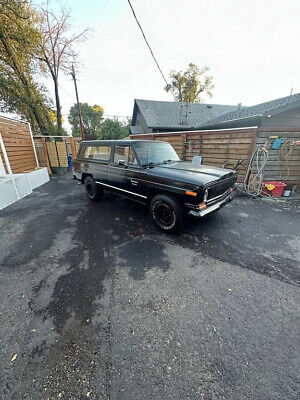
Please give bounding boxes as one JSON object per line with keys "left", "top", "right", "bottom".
{"left": 262, "top": 181, "right": 286, "bottom": 197}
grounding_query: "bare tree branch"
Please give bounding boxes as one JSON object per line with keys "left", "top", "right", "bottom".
{"left": 37, "top": 1, "right": 88, "bottom": 131}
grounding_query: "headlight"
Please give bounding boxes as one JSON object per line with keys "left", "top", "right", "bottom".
{"left": 203, "top": 189, "right": 208, "bottom": 202}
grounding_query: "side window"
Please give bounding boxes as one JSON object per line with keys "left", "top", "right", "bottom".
{"left": 78, "top": 145, "right": 86, "bottom": 159}
{"left": 128, "top": 147, "right": 138, "bottom": 165}
{"left": 84, "top": 146, "right": 111, "bottom": 161}
{"left": 114, "top": 146, "right": 137, "bottom": 165}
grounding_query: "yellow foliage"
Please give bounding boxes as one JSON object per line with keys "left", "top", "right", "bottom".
{"left": 48, "top": 108, "right": 64, "bottom": 124}
{"left": 92, "top": 105, "right": 104, "bottom": 114}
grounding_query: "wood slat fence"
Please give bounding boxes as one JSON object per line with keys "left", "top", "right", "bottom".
{"left": 131, "top": 127, "right": 300, "bottom": 190}
{"left": 0, "top": 117, "right": 38, "bottom": 173}
{"left": 257, "top": 128, "right": 300, "bottom": 189}
{"left": 131, "top": 128, "right": 258, "bottom": 182}
{"left": 33, "top": 136, "right": 80, "bottom": 174}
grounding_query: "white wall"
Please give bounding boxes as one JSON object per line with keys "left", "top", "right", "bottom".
{"left": 0, "top": 168, "right": 49, "bottom": 210}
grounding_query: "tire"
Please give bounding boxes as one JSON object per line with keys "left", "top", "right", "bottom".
{"left": 84, "top": 176, "right": 103, "bottom": 202}
{"left": 150, "top": 194, "right": 182, "bottom": 233}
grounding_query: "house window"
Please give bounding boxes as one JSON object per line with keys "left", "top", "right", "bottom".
{"left": 84, "top": 146, "right": 111, "bottom": 161}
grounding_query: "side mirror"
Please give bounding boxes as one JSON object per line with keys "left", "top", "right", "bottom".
{"left": 118, "top": 160, "right": 126, "bottom": 167}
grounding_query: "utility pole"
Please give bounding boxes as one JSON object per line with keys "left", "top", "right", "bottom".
{"left": 70, "top": 64, "right": 85, "bottom": 141}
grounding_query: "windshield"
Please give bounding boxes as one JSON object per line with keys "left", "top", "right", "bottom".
{"left": 134, "top": 142, "right": 180, "bottom": 166}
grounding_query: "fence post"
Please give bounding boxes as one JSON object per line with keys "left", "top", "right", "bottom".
{"left": 199, "top": 132, "right": 203, "bottom": 157}
{"left": 181, "top": 133, "right": 186, "bottom": 160}
{"left": 0, "top": 132, "right": 12, "bottom": 174}
{"left": 70, "top": 137, "right": 77, "bottom": 160}
{"left": 41, "top": 137, "right": 52, "bottom": 175}
{"left": 27, "top": 122, "right": 39, "bottom": 169}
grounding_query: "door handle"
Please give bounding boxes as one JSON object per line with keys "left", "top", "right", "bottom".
{"left": 131, "top": 179, "right": 138, "bottom": 186}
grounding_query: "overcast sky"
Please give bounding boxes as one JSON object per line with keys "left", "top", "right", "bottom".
{"left": 43, "top": 0, "right": 299, "bottom": 128}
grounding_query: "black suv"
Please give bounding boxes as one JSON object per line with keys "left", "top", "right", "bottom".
{"left": 73, "top": 140, "right": 237, "bottom": 232}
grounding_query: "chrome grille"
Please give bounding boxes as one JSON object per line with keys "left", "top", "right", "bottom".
{"left": 207, "top": 176, "right": 236, "bottom": 200}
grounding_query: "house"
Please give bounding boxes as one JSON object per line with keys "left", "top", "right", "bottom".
{"left": 201, "top": 92, "right": 300, "bottom": 130}
{"left": 130, "top": 95, "right": 300, "bottom": 192}
{"left": 130, "top": 99, "right": 242, "bottom": 134}
{"left": 130, "top": 93, "right": 300, "bottom": 133}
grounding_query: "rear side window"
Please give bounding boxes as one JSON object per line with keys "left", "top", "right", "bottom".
{"left": 114, "top": 146, "right": 137, "bottom": 165}
{"left": 84, "top": 146, "right": 111, "bottom": 161}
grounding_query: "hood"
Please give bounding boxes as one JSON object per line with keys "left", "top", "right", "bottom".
{"left": 147, "top": 161, "right": 236, "bottom": 187}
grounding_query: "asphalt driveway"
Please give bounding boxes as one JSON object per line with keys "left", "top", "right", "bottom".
{"left": 0, "top": 174, "right": 299, "bottom": 400}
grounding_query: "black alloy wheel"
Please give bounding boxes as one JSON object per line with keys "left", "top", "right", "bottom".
{"left": 84, "top": 176, "right": 103, "bottom": 201}
{"left": 150, "top": 194, "right": 182, "bottom": 233}
{"left": 154, "top": 202, "right": 175, "bottom": 229}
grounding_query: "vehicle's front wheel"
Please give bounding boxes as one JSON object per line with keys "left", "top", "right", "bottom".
{"left": 84, "top": 176, "right": 103, "bottom": 201}
{"left": 150, "top": 194, "right": 182, "bottom": 233}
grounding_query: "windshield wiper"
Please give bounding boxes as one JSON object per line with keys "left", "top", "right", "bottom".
{"left": 142, "top": 160, "right": 177, "bottom": 167}
{"left": 142, "top": 161, "right": 156, "bottom": 168}
{"left": 159, "top": 159, "right": 177, "bottom": 164}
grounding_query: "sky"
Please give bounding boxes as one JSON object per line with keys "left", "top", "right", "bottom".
{"left": 39, "top": 0, "right": 300, "bottom": 130}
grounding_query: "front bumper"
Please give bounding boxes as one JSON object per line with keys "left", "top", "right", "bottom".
{"left": 188, "top": 191, "right": 234, "bottom": 217}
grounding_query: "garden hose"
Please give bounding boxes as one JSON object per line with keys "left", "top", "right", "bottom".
{"left": 237, "top": 144, "right": 268, "bottom": 197}
{"left": 280, "top": 139, "right": 294, "bottom": 177}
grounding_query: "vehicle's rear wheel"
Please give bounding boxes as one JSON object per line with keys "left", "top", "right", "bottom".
{"left": 150, "top": 194, "right": 182, "bottom": 233}
{"left": 84, "top": 176, "right": 103, "bottom": 201}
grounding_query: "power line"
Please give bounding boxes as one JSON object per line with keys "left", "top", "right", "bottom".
{"left": 127, "top": 0, "right": 174, "bottom": 98}
{"left": 76, "top": 78, "right": 125, "bottom": 86}
{"left": 60, "top": 86, "right": 74, "bottom": 100}
{"left": 61, "top": 112, "right": 130, "bottom": 119}
{"left": 103, "top": 114, "right": 131, "bottom": 119}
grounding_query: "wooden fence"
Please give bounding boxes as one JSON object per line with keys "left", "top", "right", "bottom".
{"left": 257, "top": 128, "right": 300, "bottom": 189}
{"left": 130, "top": 127, "right": 258, "bottom": 182}
{"left": 131, "top": 127, "right": 300, "bottom": 189}
{"left": 33, "top": 136, "right": 80, "bottom": 174}
{"left": 0, "top": 117, "right": 38, "bottom": 174}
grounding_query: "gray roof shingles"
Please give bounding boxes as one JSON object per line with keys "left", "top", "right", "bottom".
{"left": 135, "top": 99, "right": 241, "bottom": 129}
{"left": 201, "top": 93, "right": 300, "bottom": 128}
{"left": 133, "top": 93, "right": 300, "bottom": 131}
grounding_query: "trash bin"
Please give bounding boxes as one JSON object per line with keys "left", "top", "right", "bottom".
{"left": 67, "top": 154, "right": 73, "bottom": 171}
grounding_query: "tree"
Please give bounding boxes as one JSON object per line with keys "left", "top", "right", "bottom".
{"left": 96, "top": 119, "right": 130, "bottom": 140}
{"left": 38, "top": 2, "right": 88, "bottom": 133}
{"left": 164, "top": 63, "right": 214, "bottom": 102}
{"left": 68, "top": 103, "right": 104, "bottom": 137}
{"left": 0, "top": 0, "right": 54, "bottom": 134}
